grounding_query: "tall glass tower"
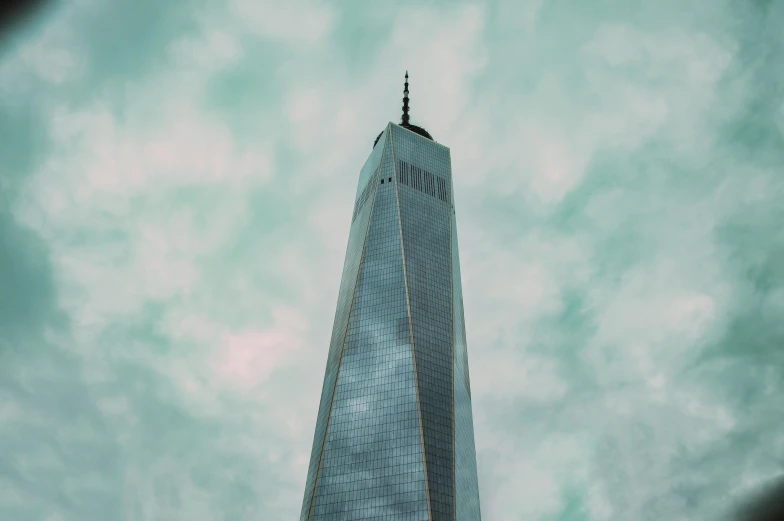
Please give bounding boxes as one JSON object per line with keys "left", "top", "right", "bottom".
{"left": 300, "top": 73, "right": 481, "bottom": 521}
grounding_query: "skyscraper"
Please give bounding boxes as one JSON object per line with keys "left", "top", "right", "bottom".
{"left": 300, "top": 73, "right": 481, "bottom": 521}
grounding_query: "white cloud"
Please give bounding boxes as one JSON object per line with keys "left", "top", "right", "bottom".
{"left": 286, "top": 87, "right": 323, "bottom": 124}
{"left": 0, "top": 7, "right": 84, "bottom": 98}
{"left": 43, "top": 101, "right": 272, "bottom": 199}
{"left": 522, "top": 123, "right": 591, "bottom": 204}
{"left": 483, "top": 433, "right": 594, "bottom": 520}
{"left": 211, "top": 307, "right": 306, "bottom": 389}
{"left": 473, "top": 348, "right": 568, "bottom": 403}
{"left": 168, "top": 28, "right": 242, "bottom": 72}
{"left": 228, "top": 0, "right": 335, "bottom": 46}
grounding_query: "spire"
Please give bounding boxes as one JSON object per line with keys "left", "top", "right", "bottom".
{"left": 401, "top": 70, "right": 410, "bottom": 126}
{"left": 374, "top": 70, "right": 433, "bottom": 148}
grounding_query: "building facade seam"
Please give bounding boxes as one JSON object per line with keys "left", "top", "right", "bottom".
{"left": 305, "top": 145, "right": 385, "bottom": 521}
{"left": 448, "top": 151, "right": 457, "bottom": 520}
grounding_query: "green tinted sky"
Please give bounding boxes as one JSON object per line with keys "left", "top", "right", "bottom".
{"left": 1, "top": 1, "right": 783, "bottom": 520}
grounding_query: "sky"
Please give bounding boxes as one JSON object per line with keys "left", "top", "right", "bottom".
{"left": 0, "top": 0, "right": 783, "bottom": 520}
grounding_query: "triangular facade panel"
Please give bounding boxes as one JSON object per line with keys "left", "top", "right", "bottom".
{"left": 303, "top": 130, "right": 429, "bottom": 521}
{"left": 299, "top": 131, "right": 386, "bottom": 521}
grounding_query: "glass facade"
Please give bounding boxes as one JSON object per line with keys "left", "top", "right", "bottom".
{"left": 301, "top": 123, "right": 481, "bottom": 521}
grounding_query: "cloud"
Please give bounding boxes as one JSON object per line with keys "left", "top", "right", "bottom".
{"left": 0, "top": 6, "right": 84, "bottom": 96}
{"left": 211, "top": 307, "right": 307, "bottom": 389}
{"left": 1, "top": 0, "right": 783, "bottom": 520}
{"left": 228, "top": 0, "right": 335, "bottom": 46}
{"left": 1, "top": 3, "right": 307, "bottom": 519}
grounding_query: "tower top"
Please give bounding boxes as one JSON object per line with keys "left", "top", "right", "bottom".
{"left": 373, "top": 71, "right": 433, "bottom": 148}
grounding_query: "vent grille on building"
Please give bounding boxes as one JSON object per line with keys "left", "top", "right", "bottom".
{"left": 397, "top": 160, "right": 451, "bottom": 204}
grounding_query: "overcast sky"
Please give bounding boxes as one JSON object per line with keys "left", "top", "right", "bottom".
{"left": 1, "top": 1, "right": 783, "bottom": 520}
